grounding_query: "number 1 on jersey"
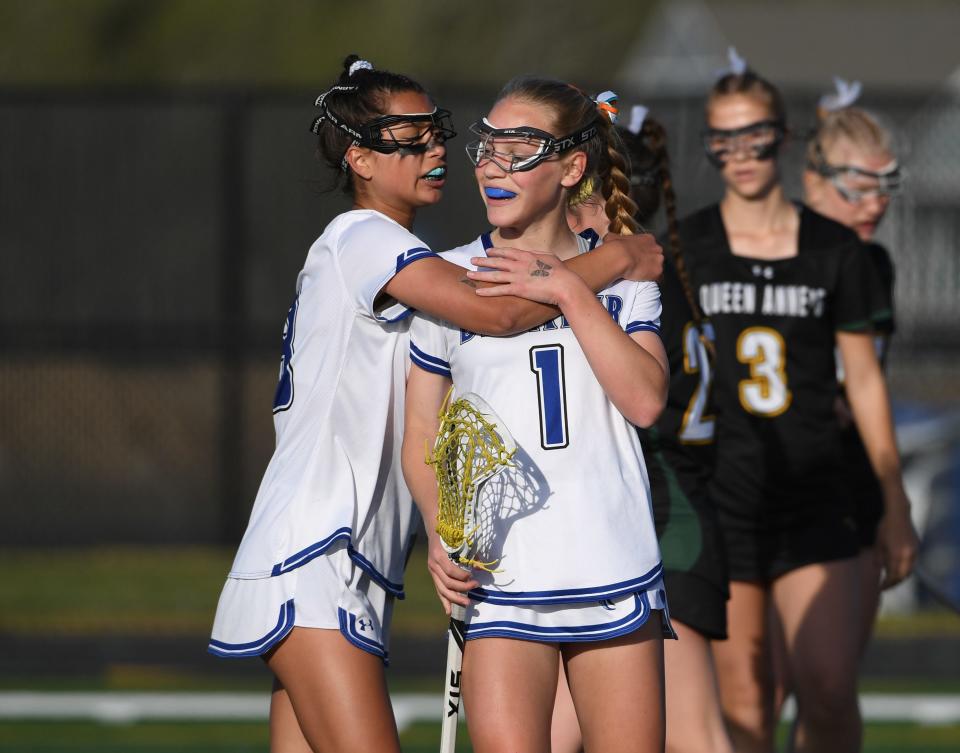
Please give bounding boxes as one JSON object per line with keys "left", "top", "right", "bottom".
{"left": 530, "top": 345, "right": 569, "bottom": 450}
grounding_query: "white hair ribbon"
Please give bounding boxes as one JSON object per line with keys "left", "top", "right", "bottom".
{"left": 715, "top": 46, "right": 748, "bottom": 79}
{"left": 819, "top": 77, "right": 862, "bottom": 112}
{"left": 349, "top": 59, "right": 374, "bottom": 77}
{"left": 627, "top": 105, "right": 648, "bottom": 135}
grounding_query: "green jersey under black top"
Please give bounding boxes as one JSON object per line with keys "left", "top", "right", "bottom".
{"left": 841, "top": 241, "right": 896, "bottom": 546}
{"left": 680, "top": 204, "right": 891, "bottom": 560}
{"left": 637, "top": 255, "right": 728, "bottom": 638}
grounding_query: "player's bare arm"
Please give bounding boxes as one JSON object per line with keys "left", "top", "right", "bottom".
{"left": 470, "top": 249, "right": 668, "bottom": 427}
{"left": 385, "top": 235, "right": 661, "bottom": 337}
{"left": 837, "top": 331, "right": 919, "bottom": 588}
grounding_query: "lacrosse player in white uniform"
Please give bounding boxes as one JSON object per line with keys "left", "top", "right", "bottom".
{"left": 403, "top": 76, "right": 673, "bottom": 753}
{"left": 208, "top": 56, "right": 666, "bottom": 753}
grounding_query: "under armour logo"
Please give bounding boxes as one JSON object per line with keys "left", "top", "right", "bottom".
{"left": 357, "top": 618, "right": 372, "bottom": 632}
{"left": 599, "top": 599, "right": 616, "bottom": 611}
{"left": 751, "top": 264, "right": 774, "bottom": 279}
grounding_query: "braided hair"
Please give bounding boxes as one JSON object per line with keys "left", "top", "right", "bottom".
{"left": 620, "top": 116, "right": 712, "bottom": 350}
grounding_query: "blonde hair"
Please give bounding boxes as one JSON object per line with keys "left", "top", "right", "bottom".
{"left": 808, "top": 107, "right": 894, "bottom": 164}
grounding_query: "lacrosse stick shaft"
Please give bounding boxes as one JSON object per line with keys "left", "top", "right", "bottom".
{"left": 439, "top": 603, "right": 466, "bottom": 753}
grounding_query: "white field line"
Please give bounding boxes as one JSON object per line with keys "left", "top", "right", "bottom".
{"left": 0, "top": 692, "right": 440, "bottom": 729}
{"left": 0, "top": 692, "right": 958, "bottom": 728}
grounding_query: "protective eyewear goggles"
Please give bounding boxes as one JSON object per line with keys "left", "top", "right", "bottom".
{"left": 807, "top": 142, "right": 901, "bottom": 202}
{"left": 465, "top": 118, "right": 600, "bottom": 173}
{"left": 311, "top": 94, "right": 456, "bottom": 170}
{"left": 702, "top": 119, "right": 785, "bottom": 168}
{"left": 359, "top": 108, "right": 457, "bottom": 155}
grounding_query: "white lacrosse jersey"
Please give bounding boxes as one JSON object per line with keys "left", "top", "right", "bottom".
{"left": 227, "top": 209, "right": 435, "bottom": 598}
{"left": 410, "top": 231, "right": 665, "bottom": 606}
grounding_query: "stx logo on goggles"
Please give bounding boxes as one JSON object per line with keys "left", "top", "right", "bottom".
{"left": 554, "top": 125, "right": 598, "bottom": 151}
{"left": 466, "top": 118, "right": 602, "bottom": 173}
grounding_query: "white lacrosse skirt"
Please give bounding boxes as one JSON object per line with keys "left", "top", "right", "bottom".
{"left": 209, "top": 209, "right": 439, "bottom": 665}
{"left": 464, "top": 583, "right": 675, "bottom": 643}
{"left": 208, "top": 542, "right": 395, "bottom": 664}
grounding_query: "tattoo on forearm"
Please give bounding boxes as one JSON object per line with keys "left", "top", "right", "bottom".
{"left": 530, "top": 260, "right": 552, "bottom": 278}
{"left": 459, "top": 276, "right": 478, "bottom": 289}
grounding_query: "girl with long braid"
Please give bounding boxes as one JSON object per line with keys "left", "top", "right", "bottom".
{"left": 403, "top": 77, "right": 672, "bottom": 753}
{"left": 208, "top": 57, "right": 664, "bottom": 752}
{"left": 560, "top": 101, "right": 734, "bottom": 753}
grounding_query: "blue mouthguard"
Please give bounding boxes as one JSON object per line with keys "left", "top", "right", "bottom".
{"left": 484, "top": 187, "right": 517, "bottom": 200}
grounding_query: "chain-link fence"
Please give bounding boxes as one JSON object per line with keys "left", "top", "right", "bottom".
{"left": 2, "top": 86, "right": 957, "bottom": 547}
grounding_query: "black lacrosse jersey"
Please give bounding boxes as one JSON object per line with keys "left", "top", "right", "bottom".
{"left": 639, "top": 253, "right": 715, "bottom": 548}
{"left": 680, "top": 204, "right": 891, "bottom": 531}
{"left": 638, "top": 256, "right": 721, "bottom": 576}
{"left": 840, "top": 241, "right": 896, "bottom": 540}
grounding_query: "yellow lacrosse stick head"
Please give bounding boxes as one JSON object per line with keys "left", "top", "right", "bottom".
{"left": 427, "top": 390, "right": 516, "bottom": 570}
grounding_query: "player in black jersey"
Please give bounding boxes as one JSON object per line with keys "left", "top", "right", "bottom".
{"left": 683, "top": 61, "right": 916, "bottom": 753}
{"left": 799, "top": 82, "right": 919, "bottom": 711}
{"left": 564, "top": 101, "right": 734, "bottom": 753}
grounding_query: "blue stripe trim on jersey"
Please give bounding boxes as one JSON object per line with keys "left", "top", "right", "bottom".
{"left": 464, "top": 592, "right": 652, "bottom": 643}
{"left": 208, "top": 599, "right": 296, "bottom": 658}
{"left": 578, "top": 228, "right": 600, "bottom": 250}
{"left": 625, "top": 320, "right": 661, "bottom": 335}
{"left": 271, "top": 528, "right": 353, "bottom": 576}
{"left": 395, "top": 246, "right": 439, "bottom": 273}
{"left": 409, "top": 342, "right": 452, "bottom": 378}
{"left": 338, "top": 608, "right": 389, "bottom": 666}
{"left": 468, "top": 562, "right": 663, "bottom": 605}
{"left": 347, "top": 546, "right": 405, "bottom": 599}
{"left": 375, "top": 306, "right": 414, "bottom": 324}
{"left": 410, "top": 352, "right": 452, "bottom": 377}
{"left": 270, "top": 531, "right": 405, "bottom": 598}
{"left": 480, "top": 232, "right": 493, "bottom": 250}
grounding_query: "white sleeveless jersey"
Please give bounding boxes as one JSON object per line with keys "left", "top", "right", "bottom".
{"left": 411, "top": 232, "right": 665, "bottom": 605}
{"left": 228, "top": 210, "right": 435, "bottom": 597}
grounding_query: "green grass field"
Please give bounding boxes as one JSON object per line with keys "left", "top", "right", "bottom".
{"left": 0, "top": 545, "right": 452, "bottom": 640}
{"left": 0, "top": 720, "right": 958, "bottom": 752}
{"left": 1, "top": 546, "right": 958, "bottom": 750}
{"left": 2, "top": 545, "right": 958, "bottom": 642}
